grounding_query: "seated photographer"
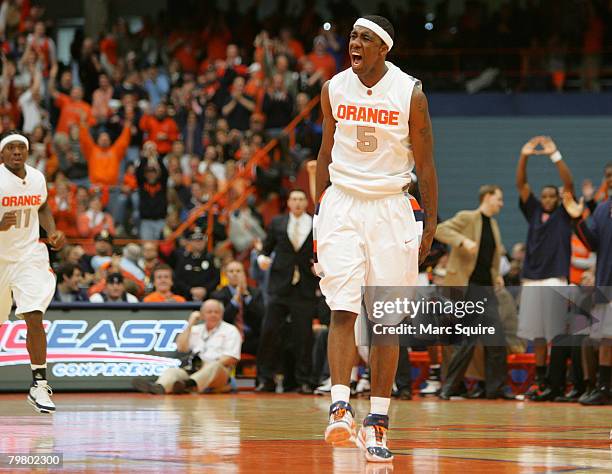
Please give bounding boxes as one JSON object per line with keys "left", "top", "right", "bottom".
{"left": 132, "top": 299, "right": 241, "bottom": 394}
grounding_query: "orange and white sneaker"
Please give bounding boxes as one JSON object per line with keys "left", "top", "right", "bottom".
{"left": 356, "top": 414, "right": 393, "bottom": 463}
{"left": 324, "top": 401, "right": 357, "bottom": 447}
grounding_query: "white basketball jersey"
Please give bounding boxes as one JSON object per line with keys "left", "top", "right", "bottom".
{"left": 328, "top": 61, "right": 420, "bottom": 197}
{"left": 0, "top": 163, "right": 49, "bottom": 263}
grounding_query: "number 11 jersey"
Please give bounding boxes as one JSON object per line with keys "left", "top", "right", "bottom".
{"left": 328, "top": 61, "right": 420, "bottom": 198}
{"left": 0, "top": 163, "right": 48, "bottom": 263}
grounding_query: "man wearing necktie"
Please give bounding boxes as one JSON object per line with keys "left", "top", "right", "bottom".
{"left": 256, "top": 189, "right": 319, "bottom": 393}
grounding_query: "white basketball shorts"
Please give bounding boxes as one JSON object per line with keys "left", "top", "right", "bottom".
{"left": 313, "top": 185, "right": 422, "bottom": 315}
{"left": 0, "top": 249, "right": 55, "bottom": 321}
{"left": 517, "top": 277, "right": 568, "bottom": 342}
{"left": 589, "top": 302, "right": 612, "bottom": 340}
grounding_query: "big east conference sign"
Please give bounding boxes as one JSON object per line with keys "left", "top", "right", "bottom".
{"left": 0, "top": 306, "right": 193, "bottom": 390}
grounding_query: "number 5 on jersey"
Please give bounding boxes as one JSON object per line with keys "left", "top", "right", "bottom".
{"left": 357, "top": 126, "right": 378, "bottom": 152}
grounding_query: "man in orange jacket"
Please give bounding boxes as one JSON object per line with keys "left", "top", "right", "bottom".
{"left": 49, "top": 65, "right": 95, "bottom": 134}
{"left": 79, "top": 117, "right": 131, "bottom": 187}
{"left": 79, "top": 113, "right": 132, "bottom": 230}
{"left": 139, "top": 102, "right": 179, "bottom": 155}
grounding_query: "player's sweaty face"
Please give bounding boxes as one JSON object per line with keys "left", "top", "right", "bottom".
{"left": 1, "top": 142, "right": 28, "bottom": 169}
{"left": 349, "top": 26, "right": 384, "bottom": 73}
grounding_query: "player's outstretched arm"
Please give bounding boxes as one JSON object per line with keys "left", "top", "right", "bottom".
{"left": 409, "top": 86, "right": 438, "bottom": 265}
{"left": 39, "top": 200, "right": 66, "bottom": 250}
{"left": 540, "top": 136, "right": 574, "bottom": 195}
{"left": 516, "top": 136, "right": 540, "bottom": 203}
{"left": 315, "top": 81, "right": 335, "bottom": 203}
{"left": 306, "top": 160, "right": 317, "bottom": 204}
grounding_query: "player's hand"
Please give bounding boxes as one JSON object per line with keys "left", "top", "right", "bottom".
{"left": 520, "top": 136, "right": 541, "bottom": 156}
{"left": 0, "top": 211, "right": 17, "bottom": 231}
{"left": 495, "top": 275, "right": 505, "bottom": 289}
{"left": 418, "top": 227, "right": 435, "bottom": 266}
{"left": 461, "top": 238, "right": 478, "bottom": 256}
{"left": 539, "top": 136, "right": 558, "bottom": 155}
{"left": 562, "top": 192, "right": 584, "bottom": 218}
{"left": 48, "top": 230, "right": 66, "bottom": 250}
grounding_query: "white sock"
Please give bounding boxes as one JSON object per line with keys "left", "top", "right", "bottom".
{"left": 370, "top": 396, "right": 390, "bottom": 416}
{"left": 31, "top": 363, "right": 47, "bottom": 369}
{"left": 350, "top": 366, "right": 359, "bottom": 382}
{"left": 331, "top": 384, "right": 351, "bottom": 404}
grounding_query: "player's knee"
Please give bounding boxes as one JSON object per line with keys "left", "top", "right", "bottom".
{"left": 23, "top": 311, "right": 44, "bottom": 330}
{"left": 330, "top": 310, "right": 357, "bottom": 328}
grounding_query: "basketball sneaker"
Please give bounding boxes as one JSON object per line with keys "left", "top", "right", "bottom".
{"left": 314, "top": 377, "right": 332, "bottom": 395}
{"left": 524, "top": 382, "right": 546, "bottom": 400}
{"left": 27, "top": 381, "right": 55, "bottom": 414}
{"left": 356, "top": 414, "right": 393, "bottom": 463}
{"left": 355, "top": 376, "right": 371, "bottom": 397}
{"left": 419, "top": 379, "right": 441, "bottom": 397}
{"left": 325, "top": 401, "right": 357, "bottom": 447}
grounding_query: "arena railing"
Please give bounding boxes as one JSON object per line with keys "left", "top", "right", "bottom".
{"left": 166, "top": 95, "right": 321, "bottom": 251}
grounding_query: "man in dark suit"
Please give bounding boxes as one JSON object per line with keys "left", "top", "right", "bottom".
{"left": 256, "top": 189, "right": 318, "bottom": 393}
{"left": 211, "top": 260, "right": 265, "bottom": 356}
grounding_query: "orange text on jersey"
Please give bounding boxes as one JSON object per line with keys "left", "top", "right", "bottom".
{"left": 2, "top": 195, "right": 42, "bottom": 207}
{"left": 336, "top": 104, "right": 400, "bottom": 126}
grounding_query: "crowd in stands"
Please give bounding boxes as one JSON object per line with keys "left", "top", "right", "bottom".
{"left": 1, "top": 2, "right": 611, "bottom": 401}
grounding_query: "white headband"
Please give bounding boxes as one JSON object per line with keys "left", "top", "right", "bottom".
{"left": 0, "top": 134, "right": 29, "bottom": 152}
{"left": 354, "top": 18, "right": 393, "bottom": 51}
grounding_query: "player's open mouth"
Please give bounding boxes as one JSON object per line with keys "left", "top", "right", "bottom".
{"left": 351, "top": 53, "right": 363, "bottom": 66}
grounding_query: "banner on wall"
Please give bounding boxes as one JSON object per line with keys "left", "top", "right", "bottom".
{"left": 0, "top": 304, "right": 198, "bottom": 391}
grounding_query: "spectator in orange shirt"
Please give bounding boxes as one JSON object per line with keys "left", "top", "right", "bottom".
{"left": 99, "top": 31, "right": 118, "bottom": 70}
{"left": 48, "top": 179, "right": 79, "bottom": 238}
{"left": 139, "top": 102, "right": 180, "bottom": 155}
{"left": 279, "top": 27, "right": 305, "bottom": 61}
{"left": 79, "top": 115, "right": 131, "bottom": 186}
{"left": 49, "top": 65, "right": 94, "bottom": 134}
{"left": 77, "top": 194, "right": 116, "bottom": 240}
{"left": 305, "top": 35, "right": 337, "bottom": 81}
{"left": 143, "top": 264, "right": 187, "bottom": 303}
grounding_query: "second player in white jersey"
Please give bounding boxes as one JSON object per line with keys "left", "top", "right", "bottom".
{"left": 0, "top": 163, "right": 50, "bottom": 264}
{"left": 328, "top": 61, "right": 420, "bottom": 197}
{"left": 0, "top": 131, "right": 66, "bottom": 414}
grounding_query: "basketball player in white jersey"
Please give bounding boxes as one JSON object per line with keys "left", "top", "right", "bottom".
{"left": 315, "top": 16, "right": 438, "bottom": 462}
{"left": 0, "top": 131, "right": 66, "bottom": 413}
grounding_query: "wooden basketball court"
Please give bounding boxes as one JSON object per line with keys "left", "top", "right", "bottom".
{"left": 0, "top": 392, "right": 610, "bottom": 473}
